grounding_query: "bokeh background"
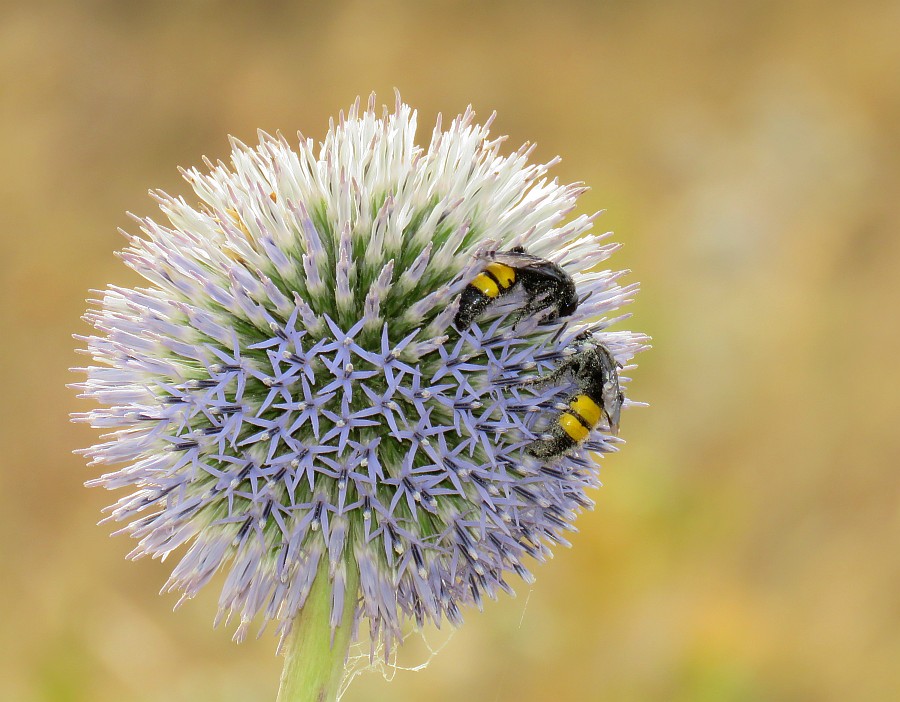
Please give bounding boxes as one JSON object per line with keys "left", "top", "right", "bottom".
{"left": 3, "top": 1, "right": 899, "bottom": 700}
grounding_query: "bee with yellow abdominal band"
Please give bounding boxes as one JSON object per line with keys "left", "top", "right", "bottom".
{"left": 523, "top": 335, "right": 624, "bottom": 460}
{"left": 454, "top": 247, "right": 578, "bottom": 329}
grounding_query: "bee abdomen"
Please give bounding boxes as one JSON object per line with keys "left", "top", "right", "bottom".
{"left": 470, "top": 262, "right": 517, "bottom": 299}
{"left": 558, "top": 394, "right": 603, "bottom": 443}
{"left": 569, "top": 394, "right": 602, "bottom": 427}
{"left": 470, "top": 272, "right": 501, "bottom": 298}
{"left": 558, "top": 413, "right": 590, "bottom": 443}
{"left": 485, "top": 262, "right": 516, "bottom": 289}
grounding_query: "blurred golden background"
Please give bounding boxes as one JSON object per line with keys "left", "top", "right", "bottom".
{"left": 2, "top": 1, "right": 899, "bottom": 700}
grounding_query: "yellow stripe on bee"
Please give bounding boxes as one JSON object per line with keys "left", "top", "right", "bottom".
{"left": 485, "top": 262, "right": 516, "bottom": 289}
{"left": 559, "top": 413, "right": 590, "bottom": 443}
{"left": 570, "top": 394, "right": 602, "bottom": 428}
{"left": 471, "top": 273, "right": 501, "bottom": 298}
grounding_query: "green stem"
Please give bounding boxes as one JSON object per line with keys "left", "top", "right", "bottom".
{"left": 276, "top": 562, "right": 360, "bottom": 702}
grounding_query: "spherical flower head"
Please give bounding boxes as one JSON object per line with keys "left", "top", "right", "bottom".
{"left": 73, "top": 95, "right": 648, "bottom": 652}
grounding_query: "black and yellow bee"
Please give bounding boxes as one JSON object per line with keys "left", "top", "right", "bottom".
{"left": 454, "top": 247, "right": 578, "bottom": 329}
{"left": 524, "top": 336, "right": 624, "bottom": 460}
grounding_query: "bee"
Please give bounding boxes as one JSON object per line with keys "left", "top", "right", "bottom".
{"left": 524, "top": 335, "right": 624, "bottom": 460}
{"left": 454, "top": 247, "right": 578, "bottom": 329}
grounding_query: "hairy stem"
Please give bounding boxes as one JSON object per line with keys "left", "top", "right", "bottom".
{"left": 276, "top": 562, "right": 359, "bottom": 702}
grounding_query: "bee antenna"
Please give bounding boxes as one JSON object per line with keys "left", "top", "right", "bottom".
{"left": 578, "top": 290, "right": 593, "bottom": 304}
{"left": 550, "top": 323, "right": 568, "bottom": 344}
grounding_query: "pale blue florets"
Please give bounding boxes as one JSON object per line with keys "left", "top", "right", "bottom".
{"left": 73, "top": 96, "right": 647, "bottom": 652}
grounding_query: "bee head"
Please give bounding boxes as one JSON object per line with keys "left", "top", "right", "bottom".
{"left": 571, "top": 329, "right": 595, "bottom": 346}
{"left": 559, "top": 296, "right": 579, "bottom": 318}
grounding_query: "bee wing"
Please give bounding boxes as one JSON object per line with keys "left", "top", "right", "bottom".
{"left": 487, "top": 251, "right": 573, "bottom": 281}
{"left": 593, "top": 344, "right": 624, "bottom": 434}
{"left": 483, "top": 250, "right": 545, "bottom": 267}
{"left": 533, "top": 262, "right": 574, "bottom": 286}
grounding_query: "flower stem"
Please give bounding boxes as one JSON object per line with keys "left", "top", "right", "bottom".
{"left": 276, "top": 562, "right": 359, "bottom": 702}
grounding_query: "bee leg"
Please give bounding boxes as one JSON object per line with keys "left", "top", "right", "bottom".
{"left": 518, "top": 353, "right": 581, "bottom": 389}
{"left": 516, "top": 366, "right": 563, "bottom": 389}
{"left": 520, "top": 294, "right": 553, "bottom": 321}
{"left": 525, "top": 433, "right": 574, "bottom": 460}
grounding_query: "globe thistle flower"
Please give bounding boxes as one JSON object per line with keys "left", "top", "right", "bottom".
{"left": 73, "top": 95, "right": 647, "bottom": 696}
